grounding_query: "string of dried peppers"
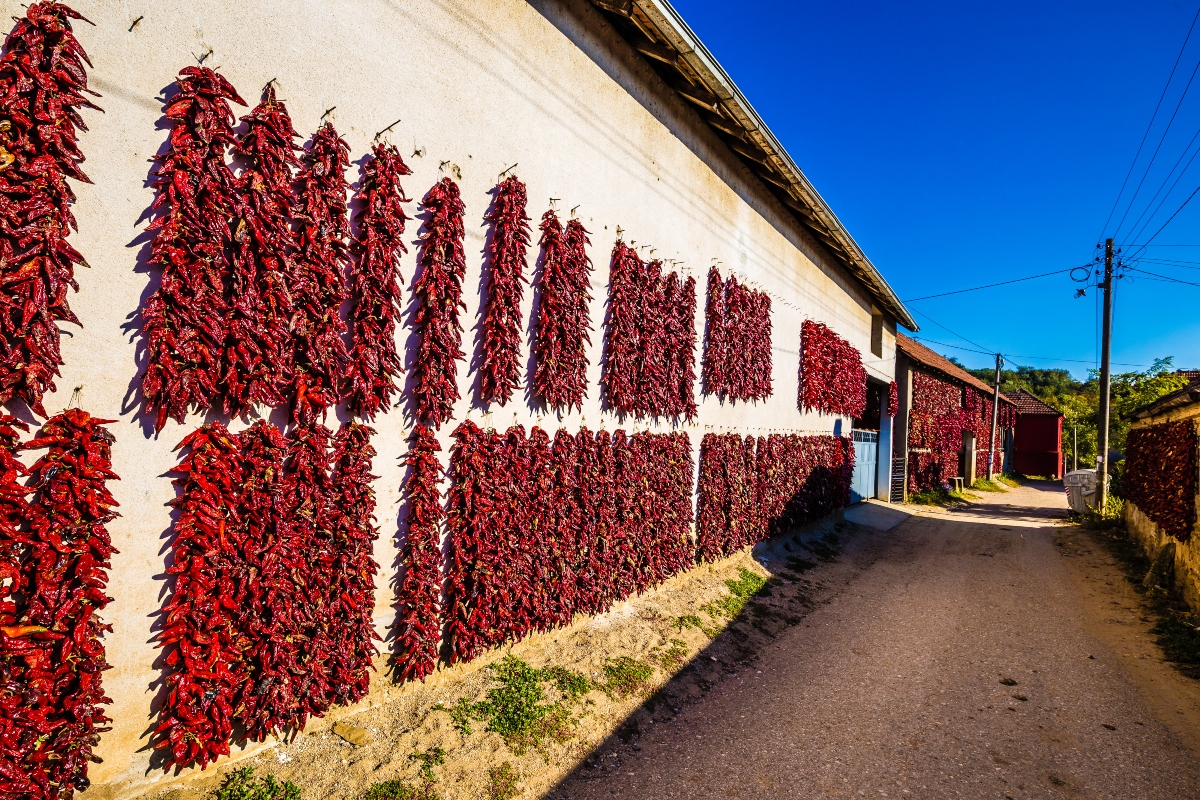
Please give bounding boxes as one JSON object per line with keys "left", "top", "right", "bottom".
{"left": 476, "top": 175, "right": 530, "bottom": 406}
{"left": 0, "top": 3, "right": 100, "bottom": 419}
{"left": 888, "top": 381, "right": 899, "bottom": 417}
{"left": 410, "top": 178, "right": 467, "bottom": 428}
{"left": 224, "top": 86, "right": 301, "bottom": 416}
{"left": 1123, "top": 421, "right": 1197, "bottom": 540}
{"left": 697, "top": 432, "right": 853, "bottom": 561}
{"left": 601, "top": 243, "right": 696, "bottom": 420}
{"left": 701, "top": 269, "right": 771, "bottom": 401}
{"left": 445, "top": 423, "right": 692, "bottom": 664}
{"left": 531, "top": 213, "right": 592, "bottom": 412}
{"left": 291, "top": 124, "right": 351, "bottom": 425}
{"left": 141, "top": 68, "right": 244, "bottom": 432}
{"left": 0, "top": 410, "right": 118, "bottom": 797}
{"left": 798, "top": 319, "right": 866, "bottom": 418}
{"left": 392, "top": 424, "right": 442, "bottom": 683}
{"left": 346, "top": 144, "right": 412, "bottom": 420}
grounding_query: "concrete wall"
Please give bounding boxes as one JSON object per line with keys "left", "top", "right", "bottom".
{"left": 6, "top": 0, "right": 898, "bottom": 795}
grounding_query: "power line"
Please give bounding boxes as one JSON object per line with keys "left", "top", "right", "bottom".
{"left": 910, "top": 336, "right": 1155, "bottom": 368}
{"left": 1100, "top": 5, "right": 1200, "bottom": 240}
{"left": 909, "top": 309, "right": 995, "bottom": 354}
{"left": 1124, "top": 182, "right": 1200, "bottom": 260}
{"left": 1113, "top": 17, "right": 1200, "bottom": 240}
{"left": 902, "top": 268, "right": 1075, "bottom": 302}
{"left": 1126, "top": 265, "right": 1200, "bottom": 286}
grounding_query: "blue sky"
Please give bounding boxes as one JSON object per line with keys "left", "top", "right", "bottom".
{"left": 671, "top": 0, "right": 1200, "bottom": 379}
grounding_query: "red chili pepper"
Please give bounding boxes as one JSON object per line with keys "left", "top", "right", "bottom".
{"left": 224, "top": 86, "right": 301, "bottom": 416}
{"left": 798, "top": 319, "right": 866, "bottom": 418}
{"left": 410, "top": 178, "right": 467, "bottom": 428}
{"left": 477, "top": 175, "right": 530, "bottom": 407}
{"left": 888, "top": 380, "right": 899, "bottom": 418}
{"left": 346, "top": 144, "right": 412, "bottom": 420}
{"left": 1125, "top": 422, "right": 1197, "bottom": 539}
{"left": 291, "top": 124, "right": 351, "bottom": 426}
{"left": 393, "top": 424, "right": 441, "bottom": 682}
{"left": 141, "top": 68, "right": 245, "bottom": 432}
{"left": 0, "top": 3, "right": 100, "bottom": 419}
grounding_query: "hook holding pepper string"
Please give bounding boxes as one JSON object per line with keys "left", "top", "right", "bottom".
{"left": 374, "top": 117, "right": 402, "bottom": 142}
{"left": 321, "top": 106, "right": 336, "bottom": 121}
{"left": 498, "top": 163, "right": 518, "bottom": 181}
{"left": 128, "top": 15, "right": 143, "bottom": 32}
{"left": 65, "top": 385, "right": 83, "bottom": 411}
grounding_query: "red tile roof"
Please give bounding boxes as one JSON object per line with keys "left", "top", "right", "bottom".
{"left": 895, "top": 333, "right": 1015, "bottom": 403}
{"left": 1003, "top": 389, "right": 1062, "bottom": 416}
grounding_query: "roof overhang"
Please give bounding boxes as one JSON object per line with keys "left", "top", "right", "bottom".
{"left": 1124, "top": 379, "right": 1200, "bottom": 422}
{"left": 589, "top": 0, "right": 918, "bottom": 331}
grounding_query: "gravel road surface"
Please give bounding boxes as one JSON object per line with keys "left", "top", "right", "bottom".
{"left": 551, "top": 482, "right": 1200, "bottom": 799}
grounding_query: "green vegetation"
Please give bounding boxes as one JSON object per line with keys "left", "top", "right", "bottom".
{"left": 361, "top": 748, "right": 445, "bottom": 800}
{"left": 1152, "top": 615, "right": 1200, "bottom": 679}
{"left": 600, "top": 656, "right": 655, "bottom": 699}
{"left": 485, "top": 762, "right": 521, "bottom": 800}
{"left": 651, "top": 638, "right": 690, "bottom": 671}
{"left": 969, "top": 478, "right": 1007, "bottom": 493}
{"left": 702, "top": 567, "right": 767, "bottom": 620}
{"left": 215, "top": 768, "right": 301, "bottom": 800}
{"left": 432, "top": 656, "right": 593, "bottom": 755}
{"left": 958, "top": 357, "right": 1189, "bottom": 473}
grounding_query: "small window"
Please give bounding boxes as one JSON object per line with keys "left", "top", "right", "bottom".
{"left": 870, "top": 311, "right": 883, "bottom": 358}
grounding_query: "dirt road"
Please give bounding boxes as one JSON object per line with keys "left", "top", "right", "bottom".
{"left": 552, "top": 482, "right": 1200, "bottom": 799}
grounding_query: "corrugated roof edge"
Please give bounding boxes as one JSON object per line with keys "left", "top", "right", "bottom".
{"left": 590, "top": 0, "right": 918, "bottom": 332}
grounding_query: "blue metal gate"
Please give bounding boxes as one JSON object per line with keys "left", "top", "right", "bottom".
{"left": 851, "top": 430, "right": 878, "bottom": 503}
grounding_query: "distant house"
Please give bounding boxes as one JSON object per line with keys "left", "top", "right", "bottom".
{"left": 892, "top": 333, "right": 1017, "bottom": 499}
{"left": 1005, "top": 390, "right": 1064, "bottom": 479}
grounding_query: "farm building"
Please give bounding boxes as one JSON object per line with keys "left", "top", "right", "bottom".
{"left": 1122, "top": 379, "right": 1200, "bottom": 609}
{"left": 891, "top": 333, "right": 1016, "bottom": 499}
{"left": 1005, "top": 390, "right": 1065, "bottom": 479}
{"left": 0, "top": 0, "right": 923, "bottom": 797}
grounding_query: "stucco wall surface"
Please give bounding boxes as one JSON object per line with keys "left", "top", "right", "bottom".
{"left": 4, "top": 0, "right": 897, "bottom": 794}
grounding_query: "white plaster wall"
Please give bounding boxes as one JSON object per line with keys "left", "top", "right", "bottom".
{"left": 2, "top": 0, "right": 898, "bottom": 794}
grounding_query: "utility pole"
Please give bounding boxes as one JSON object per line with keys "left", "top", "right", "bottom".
{"left": 1097, "top": 238, "right": 1115, "bottom": 510}
{"left": 988, "top": 352, "right": 1003, "bottom": 481}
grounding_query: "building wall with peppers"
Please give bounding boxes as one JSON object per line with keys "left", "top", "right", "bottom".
{"left": 6, "top": 0, "right": 904, "bottom": 794}
{"left": 1123, "top": 397, "right": 1200, "bottom": 611}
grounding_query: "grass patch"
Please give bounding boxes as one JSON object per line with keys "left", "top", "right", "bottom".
{"left": 485, "top": 762, "right": 521, "bottom": 800}
{"left": 907, "top": 487, "right": 954, "bottom": 506}
{"left": 969, "top": 478, "right": 1006, "bottom": 492}
{"left": 677, "top": 613, "right": 720, "bottom": 638}
{"left": 997, "top": 474, "right": 1020, "bottom": 488}
{"left": 216, "top": 769, "right": 300, "bottom": 800}
{"left": 702, "top": 567, "right": 767, "bottom": 620}
{"left": 601, "top": 656, "right": 656, "bottom": 699}
{"left": 362, "top": 749, "right": 445, "bottom": 800}
{"left": 651, "top": 638, "right": 690, "bottom": 671}
{"left": 432, "top": 656, "right": 592, "bottom": 755}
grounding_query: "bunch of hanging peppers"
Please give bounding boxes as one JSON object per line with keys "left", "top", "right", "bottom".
{"left": 0, "top": 3, "right": 100, "bottom": 419}
{"left": 224, "top": 86, "right": 301, "bottom": 416}
{"left": 291, "top": 125, "right": 351, "bottom": 425}
{"left": 154, "top": 423, "right": 246, "bottom": 770}
{"left": 411, "top": 178, "right": 466, "bottom": 428}
{"left": 477, "top": 176, "right": 530, "bottom": 406}
{"left": 1125, "top": 421, "right": 1198, "bottom": 540}
{"left": 798, "top": 319, "right": 866, "bottom": 418}
{"left": 392, "top": 424, "right": 442, "bottom": 683}
{"left": 444, "top": 423, "right": 692, "bottom": 665}
{"left": 697, "top": 432, "right": 853, "bottom": 561}
{"left": 0, "top": 410, "right": 118, "bottom": 798}
{"left": 326, "top": 422, "right": 381, "bottom": 706}
{"left": 141, "top": 68, "right": 245, "bottom": 432}
{"left": 601, "top": 243, "right": 696, "bottom": 419}
{"left": 888, "top": 381, "right": 899, "bottom": 417}
{"left": 156, "top": 420, "right": 381, "bottom": 768}
{"left": 531, "top": 212, "right": 592, "bottom": 412}
{"left": 346, "top": 144, "right": 412, "bottom": 420}
{"left": 702, "top": 269, "right": 772, "bottom": 402}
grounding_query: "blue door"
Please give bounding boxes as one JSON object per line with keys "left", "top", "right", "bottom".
{"left": 851, "top": 430, "right": 878, "bottom": 503}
